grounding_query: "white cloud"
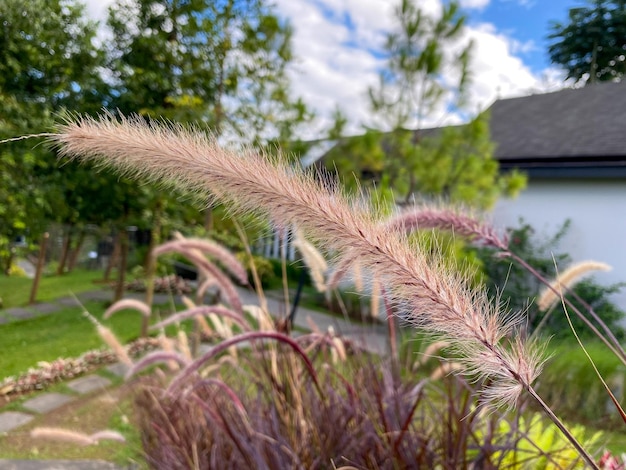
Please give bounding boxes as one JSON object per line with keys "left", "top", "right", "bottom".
{"left": 82, "top": 0, "right": 564, "bottom": 139}
{"left": 459, "top": 0, "right": 491, "bottom": 10}
{"left": 271, "top": 0, "right": 565, "bottom": 137}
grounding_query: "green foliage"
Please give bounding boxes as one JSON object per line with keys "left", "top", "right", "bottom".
{"left": 0, "top": 0, "right": 103, "bottom": 270}
{"left": 236, "top": 252, "right": 276, "bottom": 288}
{"left": 0, "top": 269, "right": 103, "bottom": 309}
{"left": 325, "top": 112, "right": 526, "bottom": 209}
{"left": 369, "top": 0, "right": 473, "bottom": 129}
{"left": 473, "top": 219, "right": 625, "bottom": 339}
{"left": 538, "top": 339, "right": 626, "bottom": 429}
{"left": 548, "top": 0, "right": 626, "bottom": 84}
{"left": 108, "top": 0, "right": 311, "bottom": 144}
{"left": 475, "top": 412, "right": 603, "bottom": 469}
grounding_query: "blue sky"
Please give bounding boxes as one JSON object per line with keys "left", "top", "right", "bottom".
{"left": 469, "top": 0, "right": 587, "bottom": 73}
{"left": 85, "top": 0, "right": 587, "bottom": 138}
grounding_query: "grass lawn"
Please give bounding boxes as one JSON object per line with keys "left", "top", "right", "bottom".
{"left": 0, "top": 300, "right": 150, "bottom": 378}
{"left": 0, "top": 268, "right": 106, "bottom": 309}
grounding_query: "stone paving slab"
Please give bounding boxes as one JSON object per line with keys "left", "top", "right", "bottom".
{"left": 77, "top": 291, "right": 112, "bottom": 302}
{"left": 67, "top": 375, "right": 112, "bottom": 394}
{"left": 106, "top": 363, "right": 130, "bottom": 378}
{"left": 0, "top": 411, "right": 34, "bottom": 433}
{"left": 22, "top": 393, "right": 74, "bottom": 414}
{"left": 3, "top": 307, "right": 35, "bottom": 321}
{"left": 55, "top": 296, "right": 82, "bottom": 307}
{"left": 29, "top": 303, "right": 62, "bottom": 314}
{"left": 0, "top": 460, "right": 122, "bottom": 470}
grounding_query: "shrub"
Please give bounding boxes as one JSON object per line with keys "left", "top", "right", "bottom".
{"left": 473, "top": 219, "right": 626, "bottom": 339}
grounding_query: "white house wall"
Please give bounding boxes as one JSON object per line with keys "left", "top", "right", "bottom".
{"left": 492, "top": 178, "right": 626, "bottom": 309}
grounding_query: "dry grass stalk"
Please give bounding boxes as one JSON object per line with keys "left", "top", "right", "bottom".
{"left": 537, "top": 260, "right": 612, "bottom": 311}
{"left": 53, "top": 114, "right": 542, "bottom": 408}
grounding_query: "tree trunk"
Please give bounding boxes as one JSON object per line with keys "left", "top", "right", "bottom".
{"left": 104, "top": 234, "right": 121, "bottom": 282}
{"left": 29, "top": 232, "right": 49, "bottom": 305}
{"left": 56, "top": 226, "right": 73, "bottom": 275}
{"left": 67, "top": 230, "right": 86, "bottom": 272}
{"left": 114, "top": 229, "right": 129, "bottom": 302}
{"left": 142, "top": 200, "right": 163, "bottom": 337}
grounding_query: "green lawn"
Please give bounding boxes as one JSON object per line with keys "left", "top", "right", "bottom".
{"left": 0, "top": 268, "right": 106, "bottom": 309}
{"left": 0, "top": 301, "right": 146, "bottom": 378}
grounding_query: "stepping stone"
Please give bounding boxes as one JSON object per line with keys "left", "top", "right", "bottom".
{"left": 56, "top": 296, "right": 81, "bottom": 307}
{"left": 78, "top": 291, "right": 112, "bottom": 302}
{"left": 4, "top": 308, "right": 34, "bottom": 320}
{"left": 22, "top": 393, "right": 74, "bottom": 414}
{"left": 106, "top": 363, "right": 130, "bottom": 378}
{"left": 29, "top": 303, "right": 61, "bottom": 314}
{"left": 67, "top": 375, "right": 112, "bottom": 394}
{"left": 0, "top": 411, "right": 33, "bottom": 433}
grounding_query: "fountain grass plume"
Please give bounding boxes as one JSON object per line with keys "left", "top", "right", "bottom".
{"left": 151, "top": 305, "right": 250, "bottom": 332}
{"left": 537, "top": 260, "right": 612, "bottom": 311}
{"left": 293, "top": 230, "right": 328, "bottom": 292}
{"left": 125, "top": 351, "right": 191, "bottom": 379}
{"left": 31, "top": 427, "right": 126, "bottom": 446}
{"left": 104, "top": 298, "right": 151, "bottom": 320}
{"left": 155, "top": 237, "right": 248, "bottom": 285}
{"left": 386, "top": 205, "right": 509, "bottom": 250}
{"left": 82, "top": 309, "right": 133, "bottom": 366}
{"left": 174, "top": 245, "right": 244, "bottom": 314}
{"left": 52, "top": 113, "right": 542, "bottom": 408}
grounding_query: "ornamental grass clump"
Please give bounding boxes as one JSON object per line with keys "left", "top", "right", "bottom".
{"left": 50, "top": 113, "right": 605, "bottom": 467}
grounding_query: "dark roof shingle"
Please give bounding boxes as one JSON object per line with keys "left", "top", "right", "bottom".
{"left": 490, "top": 80, "right": 626, "bottom": 161}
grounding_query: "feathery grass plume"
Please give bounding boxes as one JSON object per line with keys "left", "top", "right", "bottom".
{"left": 53, "top": 114, "right": 541, "bottom": 408}
{"left": 244, "top": 304, "right": 275, "bottom": 332}
{"left": 83, "top": 310, "right": 133, "bottom": 366}
{"left": 430, "top": 362, "right": 463, "bottom": 381}
{"left": 177, "top": 330, "right": 192, "bottom": 361}
{"left": 414, "top": 340, "right": 450, "bottom": 370}
{"left": 326, "top": 251, "right": 355, "bottom": 290}
{"left": 197, "top": 276, "right": 220, "bottom": 301}
{"left": 370, "top": 274, "right": 380, "bottom": 319}
{"left": 151, "top": 305, "right": 250, "bottom": 332}
{"left": 158, "top": 330, "right": 180, "bottom": 371}
{"left": 386, "top": 205, "right": 509, "bottom": 250}
{"left": 104, "top": 298, "right": 151, "bottom": 320}
{"left": 155, "top": 236, "right": 248, "bottom": 285}
{"left": 181, "top": 296, "right": 213, "bottom": 337}
{"left": 537, "top": 260, "right": 612, "bottom": 311}
{"left": 293, "top": 230, "right": 328, "bottom": 292}
{"left": 31, "top": 427, "right": 125, "bottom": 446}
{"left": 170, "top": 245, "right": 244, "bottom": 314}
{"left": 125, "top": 351, "right": 191, "bottom": 379}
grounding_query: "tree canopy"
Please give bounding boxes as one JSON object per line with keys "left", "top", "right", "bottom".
{"left": 325, "top": 0, "right": 524, "bottom": 209}
{"left": 108, "top": 0, "right": 311, "bottom": 144}
{"left": 548, "top": 0, "right": 626, "bottom": 84}
{"left": 0, "top": 0, "right": 103, "bottom": 271}
{"left": 0, "top": 0, "right": 309, "bottom": 272}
